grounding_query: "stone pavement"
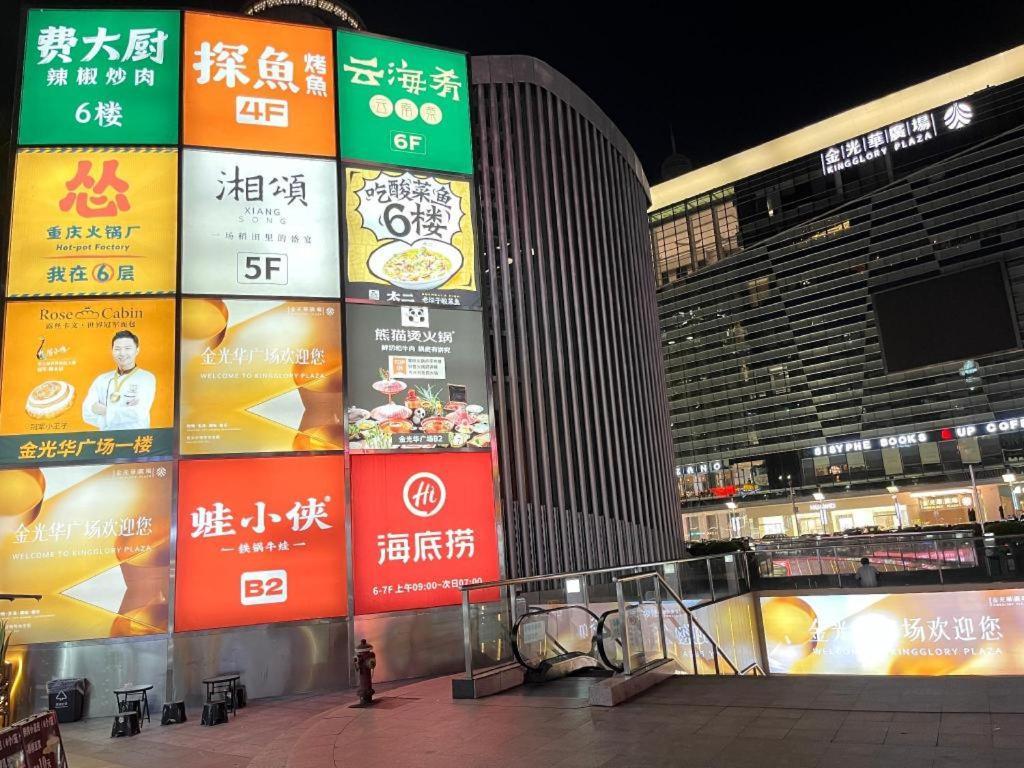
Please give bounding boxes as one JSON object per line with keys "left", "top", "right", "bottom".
{"left": 61, "top": 674, "right": 1024, "bottom": 768}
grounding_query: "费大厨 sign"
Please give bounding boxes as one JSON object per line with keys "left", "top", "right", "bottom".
{"left": 19, "top": 9, "right": 180, "bottom": 145}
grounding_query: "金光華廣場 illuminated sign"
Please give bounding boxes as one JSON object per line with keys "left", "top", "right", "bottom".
{"left": 819, "top": 101, "right": 973, "bottom": 176}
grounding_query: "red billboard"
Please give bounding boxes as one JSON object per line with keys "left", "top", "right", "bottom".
{"left": 175, "top": 455, "right": 346, "bottom": 631}
{"left": 351, "top": 453, "right": 500, "bottom": 614}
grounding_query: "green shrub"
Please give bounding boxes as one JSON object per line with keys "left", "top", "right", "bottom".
{"left": 983, "top": 520, "right": 1024, "bottom": 537}
{"left": 687, "top": 539, "right": 749, "bottom": 557}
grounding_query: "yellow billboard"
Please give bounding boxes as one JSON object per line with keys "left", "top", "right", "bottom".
{"left": 0, "top": 298, "right": 176, "bottom": 463}
{"left": 344, "top": 167, "right": 478, "bottom": 308}
{"left": 0, "top": 462, "right": 172, "bottom": 644}
{"left": 7, "top": 148, "right": 178, "bottom": 297}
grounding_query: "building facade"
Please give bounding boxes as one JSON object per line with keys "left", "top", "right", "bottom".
{"left": 651, "top": 46, "right": 1024, "bottom": 540}
{"left": 474, "top": 56, "right": 680, "bottom": 576}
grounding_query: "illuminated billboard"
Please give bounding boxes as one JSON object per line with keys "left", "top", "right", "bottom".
{"left": 344, "top": 166, "right": 478, "bottom": 308}
{"left": 351, "top": 452, "right": 499, "bottom": 614}
{"left": 174, "top": 455, "right": 347, "bottom": 631}
{"left": 336, "top": 30, "right": 471, "bottom": 174}
{"left": 761, "top": 590, "right": 1024, "bottom": 675}
{"left": 345, "top": 304, "right": 490, "bottom": 450}
{"left": 182, "top": 148, "right": 340, "bottom": 297}
{"left": 179, "top": 298, "right": 343, "bottom": 455}
{"left": 7, "top": 148, "right": 178, "bottom": 297}
{"left": 0, "top": 461, "right": 171, "bottom": 644}
{"left": 183, "top": 11, "right": 336, "bottom": 157}
{"left": 19, "top": 9, "right": 181, "bottom": 146}
{"left": 0, "top": 298, "right": 176, "bottom": 464}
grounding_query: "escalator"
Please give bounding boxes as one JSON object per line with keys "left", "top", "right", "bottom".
{"left": 510, "top": 605, "right": 619, "bottom": 684}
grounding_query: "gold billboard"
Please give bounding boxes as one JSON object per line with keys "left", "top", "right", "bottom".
{"left": 179, "top": 298, "right": 343, "bottom": 455}
{"left": 0, "top": 462, "right": 171, "bottom": 644}
{"left": 762, "top": 590, "right": 1024, "bottom": 675}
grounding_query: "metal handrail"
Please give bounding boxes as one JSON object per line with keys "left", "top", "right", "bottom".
{"left": 613, "top": 571, "right": 766, "bottom": 678}
{"left": 462, "top": 550, "right": 749, "bottom": 592}
{"left": 755, "top": 532, "right": 1024, "bottom": 554}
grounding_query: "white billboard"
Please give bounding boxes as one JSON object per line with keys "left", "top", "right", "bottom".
{"left": 181, "top": 148, "right": 340, "bottom": 297}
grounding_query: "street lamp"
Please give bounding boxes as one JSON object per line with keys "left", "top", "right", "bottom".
{"left": 725, "top": 500, "right": 738, "bottom": 510}
{"left": 886, "top": 481, "right": 903, "bottom": 528}
{"left": 779, "top": 473, "right": 797, "bottom": 534}
{"left": 812, "top": 490, "right": 825, "bottom": 502}
{"left": 1002, "top": 471, "right": 1016, "bottom": 484}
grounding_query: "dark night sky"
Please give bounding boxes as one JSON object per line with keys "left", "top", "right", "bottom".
{"left": 4, "top": 2, "right": 1024, "bottom": 183}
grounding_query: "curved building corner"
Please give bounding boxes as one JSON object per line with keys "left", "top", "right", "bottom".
{"left": 471, "top": 55, "right": 680, "bottom": 576}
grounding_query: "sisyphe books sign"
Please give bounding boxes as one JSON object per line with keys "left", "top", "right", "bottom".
{"left": 820, "top": 100, "right": 974, "bottom": 176}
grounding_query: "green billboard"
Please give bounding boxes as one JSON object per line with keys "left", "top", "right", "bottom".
{"left": 18, "top": 9, "right": 180, "bottom": 146}
{"left": 336, "top": 30, "right": 472, "bottom": 175}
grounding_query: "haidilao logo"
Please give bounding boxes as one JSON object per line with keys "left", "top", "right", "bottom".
{"left": 403, "top": 472, "right": 446, "bottom": 518}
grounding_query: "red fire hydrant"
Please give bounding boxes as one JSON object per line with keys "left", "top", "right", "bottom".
{"left": 354, "top": 638, "right": 376, "bottom": 705}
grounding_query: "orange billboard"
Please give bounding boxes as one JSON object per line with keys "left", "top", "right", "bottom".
{"left": 175, "top": 455, "right": 346, "bottom": 632}
{"left": 182, "top": 12, "right": 336, "bottom": 157}
{"left": 0, "top": 461, "right": 172, "bottom": 644}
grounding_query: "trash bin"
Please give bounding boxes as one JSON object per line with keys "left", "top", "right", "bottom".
{"left": 47, "top": 678, "right": 86, "bottom": 723}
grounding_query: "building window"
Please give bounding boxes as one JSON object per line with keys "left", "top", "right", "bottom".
{"left": 747, "top": 276, "right": 770, "bottom": 307}
{"left": 652, "top": 214, "right": 692, "bottom": 285}
{"left": 651, "top": 192, "right": 741, "bottom": 285}
{"left": 770, "top": 364, "right": 790, "bottom": 394}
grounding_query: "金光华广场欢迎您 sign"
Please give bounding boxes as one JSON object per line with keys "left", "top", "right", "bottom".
{"left": 179, "top": 298, "right": 343, "bottom": 455}
{"left": 8, "top": 148, "right": 178, "bottom": 297}
{"left": 19, "top": 9, "right": 180, "bottom": 145}
{"left": 345, "top": 166, "right": 478, "bottom": 308}
{"left": 761, "top": 590, "right": 1024, "bottom": 675}
{"left": 0, "top": 461, "right": 171, "bottom": 643}
{"left": 336, "top": 30, "right": 472, "bottom": 174}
